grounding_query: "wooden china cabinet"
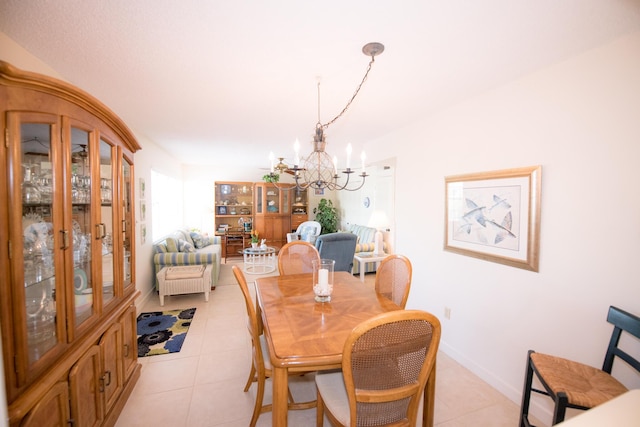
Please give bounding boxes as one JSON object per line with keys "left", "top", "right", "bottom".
{"left": 0, "top": 61, "right": 141, "bottom": 426}
{"left": 253, "top": 183, "right": 293, "bottom": 249}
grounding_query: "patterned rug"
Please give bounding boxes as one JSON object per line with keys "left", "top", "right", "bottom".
{"left": 137, "top": 307, "right": 196, "bottom": 357}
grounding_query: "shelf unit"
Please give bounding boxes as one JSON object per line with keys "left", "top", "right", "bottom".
{"left": 214, "top": 182, "right": 253, "bottom": 258}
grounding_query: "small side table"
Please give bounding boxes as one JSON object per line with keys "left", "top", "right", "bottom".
{"left": 157, "top": 264, "right": 213, "bottom": 306}
{"left": 353, "top": 253, "right": 388, "bottom": 282}
{"left": 243, "top": 247, "right": 276, "bottom": 275}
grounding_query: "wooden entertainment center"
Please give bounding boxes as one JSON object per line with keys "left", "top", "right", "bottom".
{"left": 214, "top": 181, "right": 309, "bottom": 254}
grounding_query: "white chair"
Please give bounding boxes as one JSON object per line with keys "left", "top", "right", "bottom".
{"left": 286, "top": 220, "right": 321, "bottom": 244}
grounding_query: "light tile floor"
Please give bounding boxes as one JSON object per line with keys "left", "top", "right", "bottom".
{"left": 116, "top": 261, "right": 540, "bottom": 426}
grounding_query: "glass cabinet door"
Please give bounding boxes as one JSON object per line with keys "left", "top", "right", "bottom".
{"left": 70, "top": 125, "right": 95, "bottom": 327}
{"left": 99, "top": 138, "right": 116, "bottom": 305}
{"left": 256, "top": 185, "right": 263, "bottom": 214}
{"left": 282, "top": 187, "right": 290, "bottom": 214}
{"left": 266, "top": 185, "right": 280, "bottom": 213}
{"left": 121, "top": 156, "right": 133, "bottom": 289}
{"left": 10, "top": 114, "right": 63, "bottom": 377}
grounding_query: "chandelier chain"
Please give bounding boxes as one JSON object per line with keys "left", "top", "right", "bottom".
{"left": 269, "top": 42, "right": 383, "bottom": 192}
{"left": 321, "top": 56, "right": 375, "bottom": 129}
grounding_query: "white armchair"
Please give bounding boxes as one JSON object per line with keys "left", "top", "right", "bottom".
{"left": 286, "top": 221, "right": 321, "bottom": 244}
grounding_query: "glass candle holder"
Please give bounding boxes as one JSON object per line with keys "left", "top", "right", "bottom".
{"left": 313, "top": 259, "right": 335, "bottom": 302}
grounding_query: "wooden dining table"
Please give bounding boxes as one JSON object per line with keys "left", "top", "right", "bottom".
{"left": 255, "top": 271, "right": 437, "bottom": 427}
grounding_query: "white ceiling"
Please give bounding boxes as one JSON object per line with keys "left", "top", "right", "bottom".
{"left": 2, "top": 1, "right": 640, "bottom": 170}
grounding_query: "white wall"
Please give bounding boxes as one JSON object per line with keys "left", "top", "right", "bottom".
{"left": 363, "top": 32, "right": 640, "bottom": 423}
{"left": 0, "top": 33, "right": 62, "bottom": 79}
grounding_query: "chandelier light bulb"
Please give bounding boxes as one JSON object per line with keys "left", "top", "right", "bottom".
{"left": 346, "top": 143, "right": 352, "bottom": 169}
{"left": 361, "top": 151, "right": 366, "bottom": 174}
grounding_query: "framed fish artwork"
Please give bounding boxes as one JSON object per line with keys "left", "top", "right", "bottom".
{"left": 444, "top": 166, "right": 541, "bottom": 272}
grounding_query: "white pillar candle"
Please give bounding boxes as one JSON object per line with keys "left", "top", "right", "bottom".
{"left": 318, "top": 268, "right": 329, "bottom": 291}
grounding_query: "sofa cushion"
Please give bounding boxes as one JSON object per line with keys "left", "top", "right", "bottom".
{"left": 196, "top": 242, "right": 219, "bottom": 254}
{"left": 178, "top": 229, "right": 195, "bottom": 246}
{"left": 155, "top": 243, "right": 168, "bottom": 254}
{"left": 299, "top": 225, "right": 316, "bottom": 242}
{"left": 166, "top": 237, "right": 179, "bottom": 252}
{"left": 348, "top": 224, "right": 377, "bottom": 244}
{"left": 190, "top": 231, "right": 208, "bottom": 249}
{"left": 178, "top": 239, "right": 196, "bottom": 253}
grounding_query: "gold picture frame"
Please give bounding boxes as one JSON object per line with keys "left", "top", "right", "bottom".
{"left": 444, "top": 165, "right": 542, "bottom": 271}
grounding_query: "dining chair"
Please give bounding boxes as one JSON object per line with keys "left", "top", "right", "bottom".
{"left": 519, "top": 305, "right": 640, "bottom": 426}
{"left": 315, "top": 309, "right": 441, "bottom": 427}
{"left": 375, "top": 254, "right": 412, "bottom": 309}
{"left": 314, "top": 232, "right": 357, "bottom": 272}
{"left": 232, "top": 265, "right": 316, "bottom": 426}
{"left": 278, "top": 241, "right": 321, "bottom": 275}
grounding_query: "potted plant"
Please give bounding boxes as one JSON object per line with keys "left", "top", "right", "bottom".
{"left": 262, "top": 173, "right": 280, "bottom": 183}
{"left": 250, "top": 229, "right": 260, "bottom": 248}
{"left": 313, "top": 198, "right": 338, "bottom": 234}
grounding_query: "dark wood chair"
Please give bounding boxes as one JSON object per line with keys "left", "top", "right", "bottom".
{"left": 520, "top": 305, "right": 640, "bottom": 426}
{"left": 224, "top": 229, "right": 248, "bottom": 263}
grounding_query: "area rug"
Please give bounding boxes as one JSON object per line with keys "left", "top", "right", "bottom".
{"left": 137, "top": 307, "right": 196, "bottom": 357}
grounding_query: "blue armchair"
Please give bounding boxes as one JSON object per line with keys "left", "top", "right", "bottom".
{"left": 314, "top": 232, "right": 358, "bottom": 272}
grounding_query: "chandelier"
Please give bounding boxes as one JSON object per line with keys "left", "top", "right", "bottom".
{"left": 269, "top": 42, "right": 384, "bottom": 191}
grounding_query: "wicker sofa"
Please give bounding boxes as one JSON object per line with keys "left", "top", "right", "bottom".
{"left": 346, "top": 223, "right": 387, "bottom": 275}
{"left": 152, "top": 229, "right": 221, "bottom": 290}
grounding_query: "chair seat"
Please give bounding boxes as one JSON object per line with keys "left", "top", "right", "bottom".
{"left": 260, "top": 335, "right": 271, "bottom": 370}
{"left": 315, "top": 371, "right": 351, "bottom": 426}
{"left": 531, "top": 352, "right": 628, "bottom": 408}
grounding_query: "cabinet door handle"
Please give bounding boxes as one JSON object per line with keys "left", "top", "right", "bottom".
{"left": 123, "top": 344, "right": 129, "bottom": 357}
{"left": 61, "top": 230, "right": 69, "bottom": 249}
{"left": 103, "top": 370, "right": 111, "bottom": 387}
{"left": 96, "top": 223, "right": 106, "bottom": 239}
